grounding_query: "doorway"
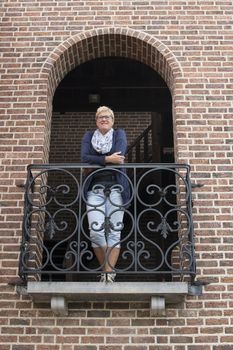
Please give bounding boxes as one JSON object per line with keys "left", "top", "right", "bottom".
{"left": 43, "top": 57, "right": 176, "bottom": 281}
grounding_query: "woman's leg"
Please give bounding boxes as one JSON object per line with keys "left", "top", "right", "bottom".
{"left": 105, "top": 247, "right": 120, "bottom": 272}
{"left": 86, "top": 190, "right": 107, "bottom": 269}
{"left": 105, "top": 189, "right": 124, "bottom": 272}
{"left": 93, "top": 246, "right": 107, "bottom": 267}
{"left": 87, "top": 188, "right": 124, "bottom": 275}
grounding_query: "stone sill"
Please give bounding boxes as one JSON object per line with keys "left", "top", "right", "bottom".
{"left": 26, "top": 281, "right": 201, "bottom": 316}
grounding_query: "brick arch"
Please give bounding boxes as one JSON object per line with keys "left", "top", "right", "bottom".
{"left": 41, "top": 27, "right": 182, "bottom": 98}
{"left": 41, "top": 27, "right": 182, "bottom": 161}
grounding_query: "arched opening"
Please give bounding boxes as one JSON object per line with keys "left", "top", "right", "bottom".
{"left": 40, "top": 28, "right": 182, "bottom": 165}
{"left": 44, "top": 57, "right": 175, "bottom": 282}
{"left": 50, "top": 57, "right": 174, "bottom": 164}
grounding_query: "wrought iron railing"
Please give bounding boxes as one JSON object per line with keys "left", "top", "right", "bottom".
{"left": 19, "top": 163, "right": 196, "bottom": 283}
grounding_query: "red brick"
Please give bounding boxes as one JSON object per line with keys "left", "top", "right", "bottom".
{"left": 1, "top": 3, "right": 233, "bottom": 350}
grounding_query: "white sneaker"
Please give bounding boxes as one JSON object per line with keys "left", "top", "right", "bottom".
{"left": 106, "top": 272, "right": 116, "bottom": 283}
{"left": 99, "top": 273, "right": 106, "bottom": 282}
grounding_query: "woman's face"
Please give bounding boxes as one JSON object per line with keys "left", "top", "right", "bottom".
{"left": 96, "top": 111, "right": 114, "bottom": 134}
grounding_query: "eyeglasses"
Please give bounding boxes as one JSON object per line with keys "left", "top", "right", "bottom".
{"left": 97, "top": 115, "right": 112, "bottom": 121}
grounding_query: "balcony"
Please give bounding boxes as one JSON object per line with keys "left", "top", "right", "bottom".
{"left": 18, "top": 163, "right": 200, "bottom": 315}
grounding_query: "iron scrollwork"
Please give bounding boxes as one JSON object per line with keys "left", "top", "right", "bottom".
{"left": 19, "top": 163, "right": 196, "bottom": 282}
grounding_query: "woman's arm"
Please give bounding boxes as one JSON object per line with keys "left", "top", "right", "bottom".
{"left": 81, "top": 132, "right": 106, "bottom": 165}
{"left": 115, "top": 129, "right": 127, "bottom": 155}
{"left": 105, "top": 129, "right": 127, "bottom": 164}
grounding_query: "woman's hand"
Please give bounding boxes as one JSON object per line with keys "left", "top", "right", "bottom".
{"left": 105, "top": 152, "right": 125, "bottom": 164}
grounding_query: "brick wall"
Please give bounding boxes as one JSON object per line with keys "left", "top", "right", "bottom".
{"left": 1, "top": 0, "right": 233, "bottom": 349}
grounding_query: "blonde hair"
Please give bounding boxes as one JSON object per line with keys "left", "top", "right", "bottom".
{"left": 95, "top": 106, "right": 114, "bottom": 120}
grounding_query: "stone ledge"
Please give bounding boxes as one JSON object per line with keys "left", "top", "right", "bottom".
{"left": 27, "top": 281, "right": 189, "bottom": 303}
{"left": 26, "top": 281, "right": 198, "bottom": 316}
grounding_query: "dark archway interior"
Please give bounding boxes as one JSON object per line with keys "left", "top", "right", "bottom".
{"left": 53, "top": 57, "right": 170, "bottom": 112}
{"left": 53, "top": 57, "right": 174, "bottom": 161}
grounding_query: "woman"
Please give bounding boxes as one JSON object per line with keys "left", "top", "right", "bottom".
{"left": 81, "top": 106, "right": 129, "bottom": 283}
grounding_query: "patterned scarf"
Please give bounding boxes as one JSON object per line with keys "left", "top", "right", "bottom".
{"left": 91, "top": 128, "right": 113, "bottom": 154}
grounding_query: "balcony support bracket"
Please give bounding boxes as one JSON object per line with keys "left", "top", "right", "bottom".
{"left": 51, "top": 296, "right": 68, "bottom": 316}
{"left": 150, "top": 296, "right": 165, "bottom": 316}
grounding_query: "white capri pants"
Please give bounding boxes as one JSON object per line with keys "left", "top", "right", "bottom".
{"left": 86, "top": 188, "right": 124, "bottom": 248}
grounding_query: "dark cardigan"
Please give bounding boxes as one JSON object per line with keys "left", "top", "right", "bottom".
{"left": 81, "top": 128, "right": 131, "bottom": 206}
